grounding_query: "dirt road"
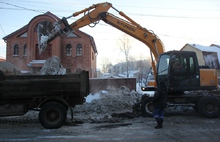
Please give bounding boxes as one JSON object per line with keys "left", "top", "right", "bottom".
{"left": 0, "top": 110, "right": 220, "bottom": 142}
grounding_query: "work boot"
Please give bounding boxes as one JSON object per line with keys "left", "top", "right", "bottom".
{"left": 154, "top": 118, "right": 162, "bottom": 129}
{"left": 160, "top": 118, "right": 164, "bottom": 128}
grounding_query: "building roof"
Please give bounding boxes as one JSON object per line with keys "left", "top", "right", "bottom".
{"left": 188, "top": 43, "right": 220, "bottom": 56}
{"left": 2, "top": 11, "right": 58, "bottom": 41}
{"left": 184, "top": 43, "right": 220, "bottom": 67}
{"left": 2, "top": 25, "right": 28, "bottom": 40}
{"left": 211, "top": 44, "right": 220, "bottom": 48}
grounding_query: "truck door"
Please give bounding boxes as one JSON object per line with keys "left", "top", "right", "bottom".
{"left": 188, "top": 55, "right": 200, "bottom": 89}
{"left": 169, "top": 52, "right": 200, "bottom": 91}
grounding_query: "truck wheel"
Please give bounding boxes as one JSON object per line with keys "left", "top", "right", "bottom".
{"left": 198, "top": 96, "right": 220, "bottom": 118}
{"left": 141, "top": 98, "right": 154, "bottom": 117}
{"left": 39, "top": 102, "right": 67, "bottom": 129}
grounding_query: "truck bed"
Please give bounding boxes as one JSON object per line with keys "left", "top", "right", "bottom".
{"left": 0, "top": 71, "right": 90, "bottom": 100}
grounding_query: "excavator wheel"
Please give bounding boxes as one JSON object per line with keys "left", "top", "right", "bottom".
{"left": 197, "top": 96, "right": 220, "bottom": 118}
{"left": 141, "top": 97, "right": 154, "bottom": 117}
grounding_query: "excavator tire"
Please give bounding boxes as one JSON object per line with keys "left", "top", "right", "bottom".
{"left": 197, "top": 96, "right": 220, "bottom": 118}
{"left": 39, "top": 102, "right": 67, "bottom": 129}
{"left": 141, "top": 97, "right": 154, "bottom": 117}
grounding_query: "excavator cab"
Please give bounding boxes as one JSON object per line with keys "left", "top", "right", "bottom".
{"left": 157, "top": 51, "right": 218, "bottom": 93}
{"left": 157, "top": 51, "right": 200, "bottom": 92}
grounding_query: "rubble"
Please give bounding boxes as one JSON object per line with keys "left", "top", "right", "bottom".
{"left": 39, "top": 56, "right": 66, "bottom": 75}
{"left": 0, "top": 62, "right": 21, "bottom": 75}
{"left": 72, "top": 86, "right": 138, "bottom": 122}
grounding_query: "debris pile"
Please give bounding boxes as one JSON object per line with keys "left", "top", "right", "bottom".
{"left": 72, "top": 86, "right": 138, "bottom": 122}
{"left": 39, "top": 56, "right": 66, "bottom": 75}
{"left": 0, "top": 62, "right": 21, "bottom": 75}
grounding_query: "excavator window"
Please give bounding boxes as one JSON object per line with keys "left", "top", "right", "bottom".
{"left": 189, "top": 56, "right": 195, "bottom": 73}
{"left": 157, "top": 54, "right": 169, "bottom": 76}
{"left": 171, "top": 55, "right": 187, "bottom": 73}
{"left": 169, "top": 54, "right": 189, "bottom": 86}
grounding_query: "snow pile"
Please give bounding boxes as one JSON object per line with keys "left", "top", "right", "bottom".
{"left": 73, "top": 86, "right": 138, "bottom": 122}
{"left": 39, "top": 56, "right": 66, "bottom": 75}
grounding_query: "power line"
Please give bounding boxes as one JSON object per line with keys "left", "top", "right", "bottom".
{"left": 1, "top": 2, "right": 220, "bottom": 20}
{"left": 1, "top": 1, "right": 219, "bottom": 43}
{"left": 119, "top": 6, "right": 220, "bottom": 12}
{"left": 0, "top": 24, "right": 6, "bottom": 36}
{"left": 126, "top": 13, "right": 220, "bottom": 19}
{"left": 158, "top": 34, "right": 220, "bottom": 43}
{"left": 13, "top": 0, "right": 219, "bottom": 12}
{"left": 0, "top": 2, "right": 44, "bottom": 13}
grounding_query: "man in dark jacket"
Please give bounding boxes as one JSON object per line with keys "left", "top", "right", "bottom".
{"left": 153, "top": 86, "right": 167, "bottom": 129}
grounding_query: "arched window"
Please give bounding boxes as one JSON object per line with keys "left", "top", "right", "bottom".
{"left": 66, "top": 44, "right": 72, "bottom": 56}
{"left": 76, "top": 44, "right": 82, "bottom": 56}
{"left": 66, "top": 68, "right": 72, "bottom": 74}
{"left": 76, "top": 68, "right": 82, "bottom": 74}
{"left": 13, "top": 44, "right": 19, "bottom": 56}
{"left": 23, "top": 44, "right": 27, "bottom": 56}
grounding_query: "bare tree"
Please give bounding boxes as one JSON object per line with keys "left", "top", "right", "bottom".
{"left": 135, "top": 54, "right": 151, "bottom": 73}
{"left": 100, "top": 57, "right": 112, "bottom": 73}
{"left": 116, "top": 34, "right": 133, "bottom": 77}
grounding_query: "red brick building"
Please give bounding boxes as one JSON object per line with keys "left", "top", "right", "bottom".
{"left": 2, "top": 12, "right": 97, "bottom": 77}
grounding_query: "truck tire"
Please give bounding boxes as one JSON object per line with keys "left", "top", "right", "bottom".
{"left": 141, "top": 98, "right": 154, "bottom": 117}
{"left": 39, "top": 102, "right": 67, "bottom": 129}
{"left": 197, "top": 96, "right": 220, "bottom": 118}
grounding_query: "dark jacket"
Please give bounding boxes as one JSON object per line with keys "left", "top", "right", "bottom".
{"left": 153, "top": 87, "right": 167, "bottom": 109}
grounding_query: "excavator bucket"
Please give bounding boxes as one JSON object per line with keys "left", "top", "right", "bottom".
{"left": 37, "top": 20, "right": 68, "bottom": 55}
{"left": 37, "top": 18, "right": 72, "bottom": 55}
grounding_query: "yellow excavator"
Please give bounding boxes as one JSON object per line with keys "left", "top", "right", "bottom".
{"left": 39, "top": 2, "right": 220, "bottom": 118}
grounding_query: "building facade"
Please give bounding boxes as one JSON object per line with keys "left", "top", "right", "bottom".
{"left": 181, "top": 43, "right": 220, "bottom": 76}
{"left": 3, "top": 12, "right": 97, "bottom": 78}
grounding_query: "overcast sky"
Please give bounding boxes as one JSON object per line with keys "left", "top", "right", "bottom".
{"left": 0, "top": 0, "right": 220, "bottom": 67}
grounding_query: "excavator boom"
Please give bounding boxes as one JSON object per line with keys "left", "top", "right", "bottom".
{"left": 69, "top": 2, "right": 165, "bottom": 61}
{"left": 38, "top": 2, "right": 165, "bottom": 81}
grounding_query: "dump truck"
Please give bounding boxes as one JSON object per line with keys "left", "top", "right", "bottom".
{"left": 0, "top": 62, "right": 90, "bottom": 129}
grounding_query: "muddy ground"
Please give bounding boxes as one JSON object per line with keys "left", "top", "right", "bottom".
{"left": 0, "top": 110, "right": 220, "bottom": 142}
{"left": 0, "top": 88, "right": 220, "bottom": 142}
